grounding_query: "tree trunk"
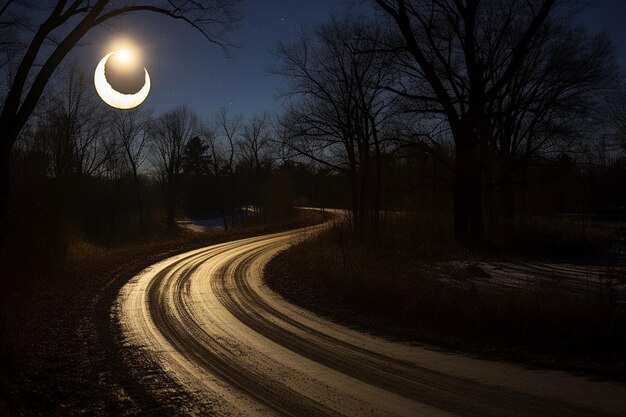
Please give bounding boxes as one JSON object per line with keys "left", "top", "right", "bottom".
{"left": 520, "top": 163, "right": 529, "bottom": 232}
{"left": 229, "top": 174, "right": 235, "bottom": 229}
{"left": 166, "top": 175, "right": 178, "bottom": 233}
{"left": 346, "top": 145, "right": 361, "bottom": 235}
{"left": 453, "top": 141, "right": 483, "bottom": 247}
{"left": 0, "top": 138, "right": 13, "bottom": 253}
{"left": 431, "top": 154, "right": 438, "bottom": 227}
{"left": 350, "top": 170, "right": 361, "bottom": 235}
{"left": 368, "top": 119, "right": 382, "bottom": 236}
{"left": 359, "top": 164, "right": 369, "bottom": 237}
{"left": 498, "top": 155, "right": 517, "bottom": 222}
{"left": 372, "top": 133, "right": 382, "bottom": 237}
{"left": 0, "top": 118, "right": 19, "bottom": 254}
{"left": 131, "top": 169, "right": 146, "bottom": 235}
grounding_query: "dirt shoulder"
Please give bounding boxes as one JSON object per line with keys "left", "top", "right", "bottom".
{"left": 0, "top": 210, "right": 328, "bottom": 416}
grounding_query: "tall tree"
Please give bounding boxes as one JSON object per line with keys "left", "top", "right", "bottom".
{"left": 374, "top": 0, "right": 556, "bottom": 246}
{"left": 111, "top": 107, "right": 151, "bottom": 234}
{"left": 608, "top": 89, "right": 626, "bottom": 153}
{"left": 215, "top": 106, "right": 243, "bottom": 228}
{"left": 152, "top": 105, "right": 199, "bottom": 232}
{"left": 489, "top": 26, "right": 616, "bottom": 220}
{"left": 181, "top": 135, "right": 213, "bottom": 218}
{"left": 239, "top": 113, "right": 273, "bottom": 214}
{"left": 274, "top": 14, "right": 397, "bottom": 235}
{"left": 39, "top": 64, "right": 107, "bottom": 182}
{"left": 16, "top": 63, "right": 109, "bottom": 244}
{"left": 239, "top": 113, "right": 271, "bottom": 174}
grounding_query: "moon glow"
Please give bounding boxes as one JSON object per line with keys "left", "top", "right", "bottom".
{"left": 94, "top": 51, "right": 151, "bottom": 109}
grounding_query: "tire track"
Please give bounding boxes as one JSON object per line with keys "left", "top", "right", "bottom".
{"left": 211, "top": 239, "right": 620, "bottom": 417}
{"left": 116, "top": 221, "right": 626, "bottom": 416}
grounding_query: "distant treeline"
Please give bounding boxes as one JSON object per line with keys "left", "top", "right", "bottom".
{"left": 3, "top": 1, "right": 626, "bottom": 255}
{"left": 7, "top": 60, "right": 625, "bottom": 253}
{"left": 7, "top": 68, "right": 348, "bottom": 251}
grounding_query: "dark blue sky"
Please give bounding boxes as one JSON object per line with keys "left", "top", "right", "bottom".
{"left": 578, "top": 0, "right": 626, "bottom": 68}
{"left": 76, "top": 0, "right": 345, "bottom": 119}
{"left": 74, "top": 0, "right": 626, "bottom": 120}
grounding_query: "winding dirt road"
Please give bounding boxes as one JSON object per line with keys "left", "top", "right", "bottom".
{"left": 116, "top": 222, "right": 626, "bottom": 416}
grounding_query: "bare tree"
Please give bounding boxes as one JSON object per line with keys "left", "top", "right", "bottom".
{"left": 215, "top": 106, "right": 243, "bottom": 228}
{"left": 374, "top": 0, "right": 556, "bottom": 246}
{"left": 215, "top": 106, "right": 242, "bottom": 178}
{"left": 111, "top": 107, "right": 151, "bottom": 234}
{"left": 38, "top": 64, "right": 108, "bottom": 181}
{"left": 0, "top": 0, "right": 241, "bottom": 248}
{"left": 17, "top": 63, "right": 110, "bottom": 243}
{"left": 488, "top": 26, "right": 616, "bottom": 221}
{"left": 274, "top": 14, "right": 397, "bottom": 235}
{"left": 202, "top": 122, "right": 222, "bottom": 178}
{"left": 238, "top": 113, "right": 273, "bottom": 214}
{"left": 239, "top": 113, "right": 271, "bottom": 173}
{"left": 98, "top": 132, "right": 124, "bottom": 183}
{"left": 608, "top": 89, "right": 626, "bottom": 153}
{"left": 152, "top": 105, "right": 199, "bottom": 232}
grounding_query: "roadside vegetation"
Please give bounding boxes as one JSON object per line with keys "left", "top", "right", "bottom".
{"left": 266, "top": 215, "right": 626, "bottom": 379}
{"left": 0, "top": 209, "right": 327, "bottom": 416}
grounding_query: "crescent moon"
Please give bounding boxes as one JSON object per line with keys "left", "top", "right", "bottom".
{"left": 94, "top": 52, "right": 151, "bottom": 109}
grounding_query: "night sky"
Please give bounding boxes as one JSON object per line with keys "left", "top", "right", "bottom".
{"left": 72, "top": 0, "right": 626, "bottom": 120}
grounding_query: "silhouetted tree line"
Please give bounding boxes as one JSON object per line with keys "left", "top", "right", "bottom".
{"left": 274, "top": 1, "right": 625, "bottom": 246}
{"left": 6, "top": 67, "right": 343, "bottom": 254}
{"left": 2, "top": 0, "right": 626, "bottom": 255}
{"left": 0, "top": 0, "right": 243, "bottom": 254}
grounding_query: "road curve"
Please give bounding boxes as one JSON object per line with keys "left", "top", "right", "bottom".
{"left": 116, "top": 221, "right": 626, "bottom": 416}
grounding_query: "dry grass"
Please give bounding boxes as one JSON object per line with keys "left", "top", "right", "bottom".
{"left": 483, "top": 215, "right": 617, "bottom": 259}
{"left": 1, "top": 210, "right": 328, "bottom": 351}
{"left": 0, "top": 209, "right": 329, "bottom": 415}
{"left": 265, "top": 217, "right": 626, "bottom": 379}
